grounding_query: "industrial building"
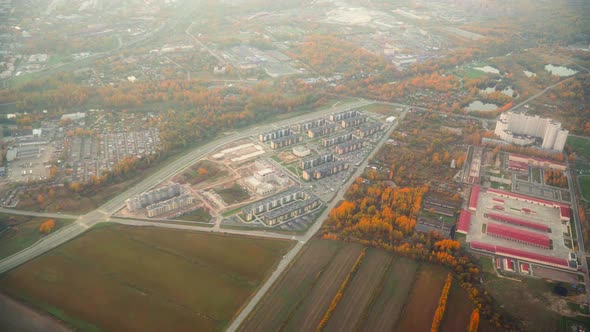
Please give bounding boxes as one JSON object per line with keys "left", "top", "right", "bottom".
{"left": 269, "top": 134, "right": 303, "bottom": 149}
{"left": 329, "top": 109, "right": 358, "bottom": 122}
{"left": 259, "top": 127, "right": 291, "bottom": 142}
{"left": 460, "top": 185, "right": 577, "bottom": 273}
{"left": 322, "top": 132, "right": 353, "bottom": 147}
{"left": 300, "top": 152, "right": 334, "bottom": 170}
{"left": 308, "top": 123, "right": 338, "bottom": 138}
{"left": 302, "top": 161, "right": 349, "bottom": 180}
{"left": 494, "top": 112, "right": 568, "bottom": 151}
{"left": 126, "top": 183, "right": 182, "bottom": 212}
{"left": 341, "top": 116, "right": 367, "bottom": 128}
{"left": 146, "top": 194, "right": 194, "bottom": 217}
{"left": 334, "top": 139, "right": 365, "bottom": 155}
{"left": 355, "top": 122, "right": 384, "bottom": 138}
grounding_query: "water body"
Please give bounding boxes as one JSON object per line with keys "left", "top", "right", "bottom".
{"left": 544, "top": 64, "right": 578, "bottom": 77}
{"left": 523, "top": 70, "right": 536, "bottom": 78}
{"left": 466, "top": 101, "right": 498, "bottom": 112}
{"left": 473, "top": 66, "right": 500, "bottom": 74}
{"left": 479, "top": 86, "right": 516, "bottom": 97}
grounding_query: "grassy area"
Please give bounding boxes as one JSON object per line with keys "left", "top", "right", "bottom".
{"left": 217, "top": 183, "right": 250, "bottom": 204}
{"left": 464, "top": 67, "right": 488, "bottom": 79}
{"left": 0, "top": 225, "right": 294, "bottom": 331}
{"left": 580, "top": 176, "right": 590, "bottom": 201}
{"left": 175, "top": 207, "right": 212, "bottom": 222}
{"left": 482, "top": 263, "right": 562, "bottom": 332}
{"left": 358, "top": 103, "right": 399, "bottom": 115}
{"left": 567, "top": 136, "right": 590, "bottom": 160}
{"left": 0, "top": 213, "right": 74, "bottom": 260}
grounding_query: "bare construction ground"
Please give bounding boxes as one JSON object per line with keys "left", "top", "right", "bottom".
{"left": 324, "top": 248, "right": 391, "bottom": 332}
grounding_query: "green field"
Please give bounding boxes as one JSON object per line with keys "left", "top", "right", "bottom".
{"left": 175, "top": 207, "right": 212, "bottom": 222}
{"left": 0, "top": 213, "right": 74, "bottom": 260}
{"left": 568, "top": 136, "right": 590, "bottom": 160}
{"left": 217, "top": 183, "right": 250, "bottom": 204}
{"left": 580, "top": 176, "right": 590, "bottom": 201}
{"left": 464, "top": 67, "right": 488, "bottom": 79}
{"left": 0, "top": 225, "right": 294, "bottom": 331}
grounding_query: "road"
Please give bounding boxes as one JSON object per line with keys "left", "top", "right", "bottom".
{"left": 226, "top": 107, "right": 407, "bottom": 332}
{"left": 0, "top": 99, "right": 371, "bottom": 275}
{"left": 506, "top": 76, "right": 576, "bottom": 114}
{"left": 0, "top": 208, "right": 78, "bottom": 220}
{"left": 566, "top": 157, "right": 590, "bottom": 305}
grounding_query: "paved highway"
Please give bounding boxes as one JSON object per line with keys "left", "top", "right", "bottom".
{"left": 0, "top": 99, "right": 371, "bottom": 275}
{"left": 0, "top": 208, "right": 78, "bottom": 220}
{"left": 226, "top": 107, "right": 407, "bottom": 332}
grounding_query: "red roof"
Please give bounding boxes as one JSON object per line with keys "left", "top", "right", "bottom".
{"left": 560, "top": 206, "right": 571, "bottom": 220}
{"left": 469, "top": 185, "right": 480, "bottom": 210}
{"left": 508, "top": 160, "right": 528, "bottom": 171}
{"left": 520, "top": 263, "right": 530, "bottom": 272}
{"left": 487, "top": 188, "right": 568, "bottom": 209}
{"left": 486, "top": 222, "right": 551, "bottom": 248}
{"left": 486, "top": 212, "right": 550, "bottom": 232}
{"left": 457, "top": 210, "right": 472, "bottom": 234}
{"left": 470, "top": 241, "right": 569, "bottom": 267}
{"left": 507, "top": 259, "right": 515, "bottom": 270}
{"left": 492, "top": 198, "right": 505, "bottom": 203}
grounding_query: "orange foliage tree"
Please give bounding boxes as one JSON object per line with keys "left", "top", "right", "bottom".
{"left": 468, "top": 309, "right": 480, "bottom": 332}
{"left": 39, "top": 219, "right": 56, "bottom": 234}
{"left": 431, "top": 273, "right": 453, "bottom": 332}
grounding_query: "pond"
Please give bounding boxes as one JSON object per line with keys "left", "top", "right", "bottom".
{"left": 466, "top": 101, "right": 498, "bottom": 112}
{"left": 473, "top": 66, "right": 500, "bottom": 74}
{"left": 480, "top": 86, "right": 516, "bottom": 97}
{"left": 545, "top": 64, "right": 578, "bottom": 77}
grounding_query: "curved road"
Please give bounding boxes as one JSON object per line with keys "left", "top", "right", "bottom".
{"left": 0, "top": 99, "right": 371, "bottom": 275}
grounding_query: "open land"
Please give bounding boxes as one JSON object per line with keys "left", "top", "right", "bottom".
{"left": 242, "top": 240, "right": 472, "bottom": 331}
{"left": 395, "top": 264, "right": 450, "bottom": 332}
{"left": 0, "top": 213, "right": 74, "bottom": 260}
{"left": 0, "top": 225, "right": 294, "bottom": 332}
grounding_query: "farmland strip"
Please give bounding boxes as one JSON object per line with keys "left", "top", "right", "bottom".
{"left": 283, "top": 243, "right": 363, "bottom": 332}
{"left": 361, "top": 257, "right": 419, "bottom": 332}
{"left": 322, "top": 249, "right": 390, "bottom": 332}
{"left": 240, "top": 239, "right": 342, "bottom": 332}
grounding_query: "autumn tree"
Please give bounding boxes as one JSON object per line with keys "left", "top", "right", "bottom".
{"left": 468, "top": 309, "right": 480, "bottom": 332}
{"left": 39, "top": 219, "right": 56, "bottom": 234}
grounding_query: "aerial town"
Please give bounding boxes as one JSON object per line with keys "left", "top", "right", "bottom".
{"left": 0, "top": 0, "right": 589, "bottom": 331}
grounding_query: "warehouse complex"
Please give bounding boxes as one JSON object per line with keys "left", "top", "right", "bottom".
{"left": 458, "top": 185, "right": 577, "bottom": 273}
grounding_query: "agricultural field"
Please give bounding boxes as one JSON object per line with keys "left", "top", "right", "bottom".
{"left": 242, "top": 240, "right": 473, "bottom": 332}
{"left": 0, "top": 213, "right": 74, "bottom": 260}
{"left": 0, "top": 225, "right": 294, "bottom": 332}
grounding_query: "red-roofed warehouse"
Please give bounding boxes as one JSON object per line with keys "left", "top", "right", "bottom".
{"left": 485, "top": 212, "right": 550, "bottom": 232}
{"left": 486, "top": 222, "right": 551, "bottom": 249}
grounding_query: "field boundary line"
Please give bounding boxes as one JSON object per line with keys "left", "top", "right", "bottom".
{"left": 392, "top": 263, "right": 422, "bottom": 328}
{"left": 276, "top": 242, "right": 344, "bottom": 332}
{"left": 239, "top": 240, "right": 341, "bottom": 330}
{"left": 316, "top": 247, "right": 368, "bottom": 331}
{"left": 354, "top": 254, "right": 396, "bottom": 331}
